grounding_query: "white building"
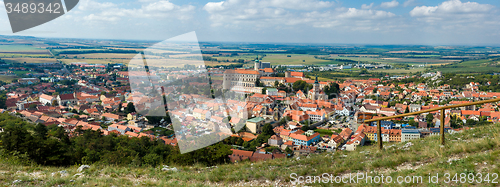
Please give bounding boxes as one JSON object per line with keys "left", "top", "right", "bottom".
{"left": 401, "top": 129, "right": 420, "bottom": 142}
{"left": 39, "top": 94, "right": 55, "bottom": 105}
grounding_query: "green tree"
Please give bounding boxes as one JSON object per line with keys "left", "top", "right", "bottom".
{"left": 426, "top": 113, "right": 434, "bottom": 124}
{"left": 285, "top": 147, "right": 293, "bottom": 156}
{"left": 34, "top": 123, "right": 48, "bottom": 140}
{"left": 255, "top": 78, "right": 264, "bottom": 87}
{"left": 262, "top": 123, "right": 274, "bottom": 136}
{"left": 124, "top": 102, "right": 136, "bottom": 114}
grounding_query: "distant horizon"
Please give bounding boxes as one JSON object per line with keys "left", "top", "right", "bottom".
{"left": 3, "top": 34, "right": 500, "bottom": 48}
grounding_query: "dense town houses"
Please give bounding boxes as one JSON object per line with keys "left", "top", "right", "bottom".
{"left": 1, "top": 59, "right": 498, "bottom": 161}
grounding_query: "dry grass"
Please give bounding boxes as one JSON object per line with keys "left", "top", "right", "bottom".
{"left": 1, "top": 123, "right": 500, "bottom": 186}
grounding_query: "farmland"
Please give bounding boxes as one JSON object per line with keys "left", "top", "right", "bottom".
{"left": 2, "top": 58, "right": 57, "bottom": 64}
{"left": 0, "top": 75, "right": 17, "bottom": 83}
{"left": 432, "top": 58, "right": 500, "bottom": 73}
{"left": 60, "top": 59, "right": 128, "bottom": 65}
{"left": 0, "top": 44, "right": 46, "bottom": 52}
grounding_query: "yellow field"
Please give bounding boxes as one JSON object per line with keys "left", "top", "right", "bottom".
{"left": 0, "top": 75, "right": 17, "bottom": 83}
{"left": 60, "top": 59, "right": 126, "bottom": 64}
{"left": 66, "top": 53, "right": 137, "bottom": 59}
{"left": 213, "top": 54, "right": 336, "bottom": 66}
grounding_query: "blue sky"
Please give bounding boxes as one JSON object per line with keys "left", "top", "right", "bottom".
{"left": 1, "top": 0, "right": 500, "bottom": 45}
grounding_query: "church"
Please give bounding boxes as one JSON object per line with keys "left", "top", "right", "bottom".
{"left": 308, "top": 76, "right": 328, "bottom": 101}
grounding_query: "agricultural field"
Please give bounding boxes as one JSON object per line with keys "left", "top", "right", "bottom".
{"left": 0, "top": 53, "right": 52, "bottom": 58}
{"left": 371, "top": 67, "right": 426, "bottom": 74}
{"left": 0, "top": 44, "right": 46, "bottom": 52}
{"left": 66, "top": 53, "right": 137, "bottom": 59}
{"left": 0, "top": 75, "right": 17, "bottom": 83}
{"left": 433, "top": 59, "right": 500, "bottom": 73}
{"left": 60, "top": 59, "right": 126, "bottom": 65}
{"left": 1, "top": 58, "right": 57, "bottom": 64}
{"left": 260, "top": 54, "right": 337, "bottom": 65}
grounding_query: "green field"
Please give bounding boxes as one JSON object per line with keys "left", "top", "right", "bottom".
{"left": 0, "top": 53, "right": 51, "bottom": 58}
{"left": 261, "top": 54, "right": 337, "bottom": 65}
{"left": 434, "top": 59, "right": 500, "bottom": 73}
{"left": 371, "top": 67, "right": 426, "bottom": 74}
{"left": 405, "top": 55, "right": 441, "bottom": 58}
{"left": 12, "top": 71, "right": 32, "bottom": 76}
{"left": 0, "top": 45, "right": 45, "bottom": 51}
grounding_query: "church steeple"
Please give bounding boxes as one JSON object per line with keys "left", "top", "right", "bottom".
{"left": 314, "top": 76, "right": 319, "bottom": 84}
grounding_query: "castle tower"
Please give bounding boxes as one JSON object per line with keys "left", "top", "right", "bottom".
{"left": 285, "top": 71, "right": 291, "bottom": 78}
{"left": 254, "top": 55, "right": 261, "bottom": 71}
{"left": 223, "top": 72, "right": 231, "bottom": 90}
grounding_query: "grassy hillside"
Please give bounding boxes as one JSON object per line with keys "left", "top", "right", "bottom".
{"left": 2, "top": 123, "right": 500, "bottom": 186}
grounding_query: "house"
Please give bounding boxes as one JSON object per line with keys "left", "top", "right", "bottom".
{"left": 418, "top": 121, "right": 428, "bottom": 129}
{"left": 268, "top": 135, "right": 283, "bottom": 146}
{"left": 193, "top": 108, "right": 211, "bottom": 120}
{"left": 246, "top": 117, "right": 266, "bottom": 134}
{"left": 409, "top": 104, "right": 421, "bottom": 112}
{"left": 39, "top": 94, "right": 55, "bottom": 105}
{"left": 228, "top": 149, "right": 284, "bottom": 163}
{"left": 344, "top": 133, "right": 366, "bottom": 151}
{"left": 339, "top": 128, "right": 352, "bottom": 140}
{"left": 101, "top": 113, "right": 121, "bottom": 121}
{"left": 57, "top": 93, "right": 77, "bottom": 106}
{"left": 289, "top": 130, "right": 321, "bottom": 146}
{"left": 328, "top": 134, "right": 344, "bottom": 149}
{"left": 401, "top": 129, "right": 420, "bottom": 142}
{"left": 108, "top": 124, "right": 130, "bottom": 134}
{"left": 283, "top": 110, "right": 309, "bottom": 123}
{"left": 389, "top": 129, "right": 401, "bottom": 142}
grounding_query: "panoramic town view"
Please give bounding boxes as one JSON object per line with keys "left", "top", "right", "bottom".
{"left": 1, "top": 0, "right": 500, "bottom": 186}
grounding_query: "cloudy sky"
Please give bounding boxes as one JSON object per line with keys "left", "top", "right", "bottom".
{"left": 1, "top": 0, "right": 500, "bottom": 45}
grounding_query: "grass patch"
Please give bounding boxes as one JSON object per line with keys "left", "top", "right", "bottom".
{"left": 1, "top": 123, "right": 500, "bottom": 186}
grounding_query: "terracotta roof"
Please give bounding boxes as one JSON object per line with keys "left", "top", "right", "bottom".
{"left": 59, "top": 93, "right": 75, "bottom": 100}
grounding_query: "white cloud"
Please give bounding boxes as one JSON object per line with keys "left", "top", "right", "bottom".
{"left": 204, "top": 0, "right": 334, "bottom": 13}
{"left": 381, "top": 0, "right": 399, "bottom": 8}
{"left": 78, "top": 0, "right": 117, "bottom": 11}
{"left": 403, "top": 0, "right": 416, "bottom": 7}
{"left": 361, "top": 3, "right": 374, "bottom": 9}
{"left": 81, "top": 0, "right": 195, "bottom": 22}
{"left": 267, "top": 0, "right": 334, "bottom": 10}
{"left": 410, "top": 0, "right": 494, "bottom": 17}
{"left": 408, "top": 0, "right": 499, "bottom": 33}
{"left": 337, "top": 8, "right": 396, "bottom": 19}
{"left": 203, "top": 0, "right": 398, "bottom": 31}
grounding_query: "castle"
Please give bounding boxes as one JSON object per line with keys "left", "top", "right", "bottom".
{"left": 222, "top": 57, "right": 271, "bottom": 90}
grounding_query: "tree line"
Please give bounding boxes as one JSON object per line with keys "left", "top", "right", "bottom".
{"left": 0, "top": 113, "right": 232, "bottom": 167}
